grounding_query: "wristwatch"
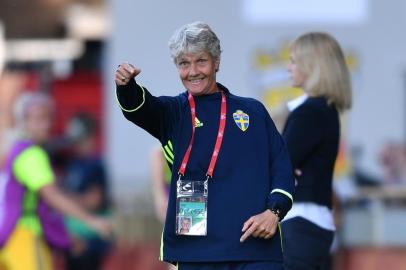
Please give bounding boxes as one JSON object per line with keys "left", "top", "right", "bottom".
{"left": 268, "top": 202, "right": 282, "bottom": 220}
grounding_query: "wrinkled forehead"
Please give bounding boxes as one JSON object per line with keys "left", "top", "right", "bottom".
{"left": 176, "top": 49, "right": 213, "bottom": 61}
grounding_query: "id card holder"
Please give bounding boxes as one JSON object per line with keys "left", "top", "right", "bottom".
{"left": 176, "top": 179, "right": 208, "bottom": 236}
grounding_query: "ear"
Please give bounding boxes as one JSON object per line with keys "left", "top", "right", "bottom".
{"left": 215, "top": 58, "right": 220, "bottom": 72}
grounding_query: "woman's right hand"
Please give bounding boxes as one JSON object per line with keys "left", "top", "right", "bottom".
{"left": 115, "top": 63, "right": 141, "bottom": 86}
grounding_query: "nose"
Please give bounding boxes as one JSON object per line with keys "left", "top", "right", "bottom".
{"left": 188, "top": 63, "right": 198, "bottom": 76}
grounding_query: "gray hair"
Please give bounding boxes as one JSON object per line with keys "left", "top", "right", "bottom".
{"left": 13, "top": 92, "right": 53, "bottom": 131}
{"left": 168, "top": 21, "right": 222, "bottom": 62}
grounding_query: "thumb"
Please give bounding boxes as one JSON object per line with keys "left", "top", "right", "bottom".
{"left": 125, "top": 63, "right": 141, "bottom": 77}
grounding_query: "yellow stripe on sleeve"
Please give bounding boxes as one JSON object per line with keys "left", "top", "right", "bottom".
{"left": 271, "top": 189, "right": 293, "bottom": 203}
{"left": 115, "top": 83, "right": 146, "bottom": 112}
{"left": 164, "top": 145, "right": 174, "bottom": 159}
{"left": 162, "top": 148, "right": 173, "bottom": 165}
{"left": 168, "top": 140, "right": 173, "bottom": 151}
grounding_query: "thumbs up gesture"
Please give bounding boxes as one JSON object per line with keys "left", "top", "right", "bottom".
{"left": 115, "top": 63, "right": 141, "bottom": 86}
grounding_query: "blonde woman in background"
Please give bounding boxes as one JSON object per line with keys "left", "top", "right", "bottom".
{"left": 281, "top": 32, "right": 352, "bottom": 270}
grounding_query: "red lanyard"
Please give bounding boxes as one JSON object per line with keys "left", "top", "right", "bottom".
{"left": 178, "top": 91, "right": 227, "bottom": 178}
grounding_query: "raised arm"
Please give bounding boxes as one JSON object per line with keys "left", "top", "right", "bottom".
{"left": 115, "top": 63, "right": 178, "bottom": 141}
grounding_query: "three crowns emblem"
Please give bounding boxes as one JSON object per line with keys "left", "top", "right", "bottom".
{"left": 233, "top": 110, "right": 249, "bottom": 132}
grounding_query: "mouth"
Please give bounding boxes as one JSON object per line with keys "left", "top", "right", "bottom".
{"left": 188, "top": 78, "right": 205, "bottom": 85}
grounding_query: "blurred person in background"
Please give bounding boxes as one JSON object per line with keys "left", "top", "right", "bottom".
{"left": 149, "top": 147, "right": 176, "bottom": 270}
{"left": 150, "top": 146, "right": 172, "bottom": 224}
{"left": 281, "top": 32, "right": 352, "bottom": 270}
{"left": 61, "top": 112, "right": 111, "bottom": 270}
{"left": 115, "top": 21, "right": 294, "bottom": 270}
{"left": 378, "top": 141, "right": 406, "bottom": 186}
{"left": 0, "top": 92, "right": 111, "bottom": 270}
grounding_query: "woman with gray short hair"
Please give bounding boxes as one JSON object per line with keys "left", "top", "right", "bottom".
{"left": 115, "top": 21, "right": 294, "bottom": 270}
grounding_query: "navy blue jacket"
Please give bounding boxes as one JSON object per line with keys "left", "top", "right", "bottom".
{"left": 117, "top": 81, "right": 294, "bottom": 263}
{"left": 282, "top": 97, "right": 339, "bottom": 208}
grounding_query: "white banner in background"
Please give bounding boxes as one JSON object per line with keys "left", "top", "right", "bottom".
{"left": 243, "top": 0, "right": 369, "bottom": 25}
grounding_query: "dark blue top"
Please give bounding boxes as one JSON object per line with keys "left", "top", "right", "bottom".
{"left": 282, "top": 96, "right": 339, "bottom": 209}
{"left": 117, "top": 80, "right": 294, "bottom": 263}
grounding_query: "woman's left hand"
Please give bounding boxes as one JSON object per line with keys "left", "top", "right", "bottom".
{"left": 240, "top": 210, "right": 279, "bottom": 242}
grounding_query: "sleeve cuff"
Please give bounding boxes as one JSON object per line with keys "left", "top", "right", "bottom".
{"left": 116, "top": 79, "right": 145, "bottom": 112}
{"left": 267, "top": 190, "right": 294, "bottom": 221}
{"left": 271, "top": 188, "right": 293, "bottom": 203}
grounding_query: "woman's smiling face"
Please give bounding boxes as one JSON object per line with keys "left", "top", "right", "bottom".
{"left": 176, "top": 51, "right": 219, "bottom": 96}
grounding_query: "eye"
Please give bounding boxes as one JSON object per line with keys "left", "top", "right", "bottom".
{"left": 178, "top": 60, "right": 190, "bottom": 67}
{"left": 197, "top": 58, "right": 207, "bottom": 63}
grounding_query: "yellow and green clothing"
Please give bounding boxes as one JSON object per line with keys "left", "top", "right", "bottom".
{"left": 13, "top": 145, "right": 54, "bottom": 235}
{"left": 0, "top": 142, "right": 56, "bottom": 270}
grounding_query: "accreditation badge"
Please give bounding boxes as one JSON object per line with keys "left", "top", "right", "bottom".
{"left": 176, "top": 179, "right": 208, "bottom": 236}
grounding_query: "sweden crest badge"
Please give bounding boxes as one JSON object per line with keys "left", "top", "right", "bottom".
{"left": 233, "top": 110, "right": 249, "bottom": 132}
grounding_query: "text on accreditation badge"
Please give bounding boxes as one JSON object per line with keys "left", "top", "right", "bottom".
{"left": 176, "top": 180, "right": 208, "bottom": 236}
